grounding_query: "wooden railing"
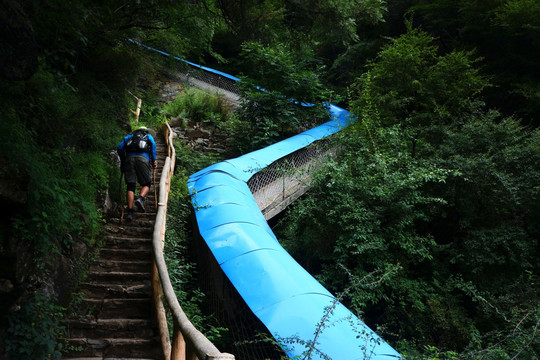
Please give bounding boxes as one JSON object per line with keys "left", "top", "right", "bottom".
{"left": 151, "top": 123, "right": 235, "bottom": 360}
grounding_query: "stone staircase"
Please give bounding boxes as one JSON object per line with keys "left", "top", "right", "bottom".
{"left": 62, "top": 133, "right": 169, "bottom": 360}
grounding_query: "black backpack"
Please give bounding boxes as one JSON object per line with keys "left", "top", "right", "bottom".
{"left": 126, "top": 130, "right": 150, "bottom": 153}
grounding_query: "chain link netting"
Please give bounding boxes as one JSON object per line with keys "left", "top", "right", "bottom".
{"left": 163, "top": 62, "right": 241, "bottom": 105}
{"left": 169, "top": 58, "right": 339, "bottom": 359}
{"left": 185, "top": 67, "right": 240, "bottom": 96}
{"left": 248, "top": 139, "right": 336, "bottom": 219}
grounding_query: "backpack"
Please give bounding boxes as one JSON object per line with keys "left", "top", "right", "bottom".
{"left": 126, "top": 130, "right": 150, "bottom": 153}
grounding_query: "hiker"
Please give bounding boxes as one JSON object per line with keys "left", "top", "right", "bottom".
{"left": 117, "top": 126, "right": 158, "bottom": 221}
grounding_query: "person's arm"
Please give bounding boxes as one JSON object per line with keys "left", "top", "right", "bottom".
{"left": 117, "top": 135, "right": 129, "bottom": 171}
{"left": 117, "top": 137, "right": 125, "bottom": 158}
{"left": 148, "top": 134, "right": 158, "bottom": 168}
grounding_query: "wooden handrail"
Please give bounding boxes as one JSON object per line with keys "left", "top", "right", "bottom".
{"left": 151, "top": 123, "right": 235, "bottom": 360}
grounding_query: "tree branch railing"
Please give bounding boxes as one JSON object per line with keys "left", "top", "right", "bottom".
{"left": 151, "top": 123, "right": 235, "bottom": 360}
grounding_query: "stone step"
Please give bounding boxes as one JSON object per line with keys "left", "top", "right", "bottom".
{"left": 96, "top": 248, "right": 152, "bottom": 261}
{"left": 109, "top": 215, "right": 157, "bottom": 225}
{"left": 66, "top": 318, "right": 158, "bottom": 339}
{"left": 113, "top": 209, "right": 158, "bottom": 218}
{"left": 62, "top": 139, "right": 167, "bottom": 360}
{"left": 84, "top": 271, "right": 150, "bottom": 284}
{"left": 78, "top": 298, "right": 153, "bottom": 320}
{"left": 89, "top": 259, "right": 152, "bottom": 273}
{"left": 79, "top": 282, "right": 151, "bottom": 299}
{"left": 103, "top": 237, "right": 152, "bottom": 250}
{"left": 105, "top": 224, "right": 153, "bottom": 237}
{"left": 63, "top": 338, "right": 163, "bottom": 359}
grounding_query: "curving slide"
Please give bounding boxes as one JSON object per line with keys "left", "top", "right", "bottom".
{"left": 188, "top": 106, "right": 402, "bottom": 359}
{"left": 129, "top": 39, "right": 402, "bottom": 359}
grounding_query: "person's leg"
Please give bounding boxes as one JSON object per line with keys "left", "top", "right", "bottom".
{"left": 134, "top": 156, "right": 153, "bottom": 212}
{"left": 139, "top": 186, "right": 150, "bottom": 198}
{"left": 134, "top": 185, "right": 148, "bottom": 212}
{"left": 124, "top": 156, "right": 138, "bottom": 221}
{"left": 127, "top": 190, "right": 135, "bottom": 209}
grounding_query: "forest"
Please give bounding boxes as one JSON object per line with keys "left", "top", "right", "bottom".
{"left": 0, "top": 0, "right": 538, "bottom": 359}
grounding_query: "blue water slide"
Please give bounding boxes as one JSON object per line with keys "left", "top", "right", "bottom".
{"left": 188, "top": 117, "right": 402, "bottom": 360}
{"left": 128, "top": 40, "right": 402, "bottom": 359}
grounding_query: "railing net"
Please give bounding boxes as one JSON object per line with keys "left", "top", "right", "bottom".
{"left": 248, "top": 140, "right": 335, "bottom": 219}
{"left": 133, "top": 39, "right": 400, "bottom": 360}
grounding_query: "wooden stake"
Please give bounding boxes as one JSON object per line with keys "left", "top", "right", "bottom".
{"left": 129, "top": 91, "right": 142, "bottom": 125}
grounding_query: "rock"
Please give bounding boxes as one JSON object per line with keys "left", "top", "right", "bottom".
{"left": 100, "top": 188, "right": 115, "bottom": 217}
{"left": 87, "top": 338, "right": 110, "bottom": 349}
{"left": 186, "top": 128, "right": 211, "bottom": 139}
{"left": 72, "top": 239, "right": 89, "bottom": 260}
{"left": 168, "top": 116, "right": 186, "bottom": 128}
{"left": 109, "top": 150, "right": 121, "bottom": 168}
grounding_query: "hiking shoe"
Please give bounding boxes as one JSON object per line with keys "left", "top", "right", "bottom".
{"left": 125, "top": 209, "right": 134, "bottom": 222}
{"left": 135, "top": 196, "right": 146, "bottom": 212}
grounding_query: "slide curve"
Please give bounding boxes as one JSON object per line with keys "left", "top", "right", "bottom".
{"left": 129, "top": 39, "right": 402, "bottom": 359}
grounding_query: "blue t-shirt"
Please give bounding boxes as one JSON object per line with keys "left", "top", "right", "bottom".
{"left": 117, "top": 132, "right": 157, "bottom": 162}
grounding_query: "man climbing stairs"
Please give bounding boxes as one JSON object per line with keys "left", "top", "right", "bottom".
{"left": 62, "top": 131, "right": 169, "bottom": 360}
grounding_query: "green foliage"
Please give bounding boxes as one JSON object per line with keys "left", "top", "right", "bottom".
{"left": 1, "top": 60, "right": 131, "bottom": 254}
{"left": 399, "top": 303, "right": 540, "bottom": 359}
{"left": 161, "top": 87, "right": 231, "bottom": 126}
{"left": 228, "top": 85, "right": 300, "bottom": 153}
{"left": 276, "top": 24, "right": 540, "bottom": 358}
{"left": 277, "top": 126, "right": 452, "bottom": 335}
{"left": 165, "top": 170, "right": 227, "bottom": 343}
{"left": 175, "top": 142, "right": 223, "bottom": 176}
{"left": 352, "top": 24, "right": 487, "bottom": 135}
{"left": 280, "top": 0, "right": 387, "bottom": 58}
{"left": 409, "top": 0, "right": 540, "bottom": 125}
{"left": 208, "top": 0, "right": 285, "bottom": 45}
{"left": 4, "top": 292, "right": 66, "bottom": 360}
{"left": 137, "top": 103, "right": 169, "bottom": 130}
{"left": 228, "top": 41, "right": 334, "bottom": 153}
{"left": 493, "top": 0, "right": 540, "bottom": 32}
{"left": 130, "top": 0, "right": 226, "bottom": 62}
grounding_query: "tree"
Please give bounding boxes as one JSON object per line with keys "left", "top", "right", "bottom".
{"left": 409, "top": 0, "right": 540, "bottom": 126}
{"left": 228, "top": 40, "right": 333, "bottom": 153}
{"left": 277, "top": 26, "right": 540, "bottom": 357}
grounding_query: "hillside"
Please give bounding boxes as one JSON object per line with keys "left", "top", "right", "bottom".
{"left": 1, "top": 1, "right": 539, "bottom": 359}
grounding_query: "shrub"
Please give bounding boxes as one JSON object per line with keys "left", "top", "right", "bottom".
{"left": 4, "top": 292, "right": 65, "bottom": 360}
{"left": 161, "top": 87, "right": 230, "bottom": 126}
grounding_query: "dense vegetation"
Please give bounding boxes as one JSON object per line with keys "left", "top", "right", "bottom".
{"left": 276, "top": 26, "right": 539, "bottom": 359}
{"left": 0, "top": 0, "right": 538, "bottom": 359}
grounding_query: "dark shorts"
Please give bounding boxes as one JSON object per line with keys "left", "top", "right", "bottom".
{"left": 124, "top": 155, "right": 152, "bottom": 187}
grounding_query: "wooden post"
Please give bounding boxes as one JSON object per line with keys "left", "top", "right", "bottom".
{"left": 186, "top": 341, "right": 198, "bottom": 360}
{"left": 153, "top": 261, "right": 172, "bottom": 360}
{"left": 171, "top": 321, "right": 186, "bottom": 360}
{"left": 129, "top": 91, "right": 142, "bottom": 125}
{"left": 152, "top": 124, "right": 234, "bottom": 360}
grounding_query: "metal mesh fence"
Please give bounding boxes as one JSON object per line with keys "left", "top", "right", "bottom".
{"left": 248, "top": 139, "right": 336, "bottom": 219}
{"left": 162, "top": 63, "right": 241, "bottom": 105}
{"left": 167, "top": 56, "right": 340, "bottom": 359}
{"left": 133, "top": 39, "right": 350, "bottom": 359}
{"left": 185, "top": 67, "right": 240, "bottom": 96}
